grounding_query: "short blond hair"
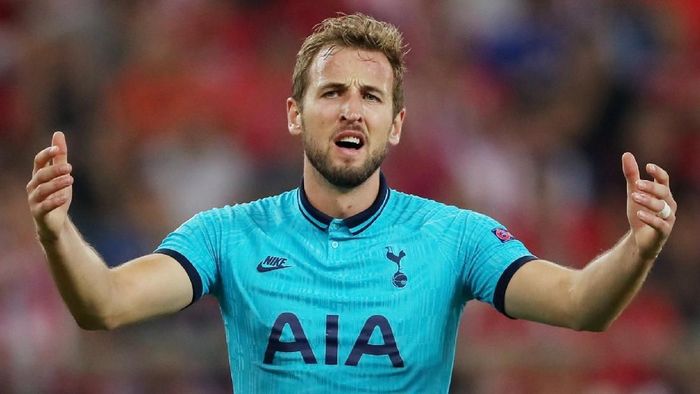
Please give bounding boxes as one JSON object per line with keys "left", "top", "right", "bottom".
{"left": 292, "top": 13, "right": 407, "bottom": 116}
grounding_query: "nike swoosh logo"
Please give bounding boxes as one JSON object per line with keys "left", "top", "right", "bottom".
{"left": 256, "top": 263, "right": 291, "bottom": 273}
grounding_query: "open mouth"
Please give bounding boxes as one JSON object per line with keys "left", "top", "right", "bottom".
{"left": 334, "top": 132, "right": 365, "bottom": 150}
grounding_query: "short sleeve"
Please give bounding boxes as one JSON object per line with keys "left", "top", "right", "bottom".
{"left": 461, "top": 212, "right": 536, "bottom": 317}
{"left": 154, "top": 211, "right": 221, "bottom": 306}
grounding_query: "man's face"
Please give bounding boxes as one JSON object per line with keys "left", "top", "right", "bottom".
{"left": 287, "top": 46, "right": 405, "bottom": 189}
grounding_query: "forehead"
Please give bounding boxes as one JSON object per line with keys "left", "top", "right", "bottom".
{"left": 307, "top": 46, "right": 393, "bottom": 91}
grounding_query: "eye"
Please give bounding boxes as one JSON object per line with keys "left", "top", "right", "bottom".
{"left": 363, "top": 93, "right": 381, "bottom": 102}
{"left": 322, "top": 90, "right": 339, "bottom": 98}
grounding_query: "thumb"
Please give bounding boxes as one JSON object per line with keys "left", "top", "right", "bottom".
{"left": 52, "top": 131, "right": 69, "bottom": 165}
{"left": 621, "top": 152, "right": 640, "bottom": 193}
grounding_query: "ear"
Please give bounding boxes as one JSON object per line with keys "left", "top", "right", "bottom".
{"left": 388, "top": 108, "right": 406, "bottom": 145}
{"left": 287, "top": 98, "right": 302, "bottom": 136}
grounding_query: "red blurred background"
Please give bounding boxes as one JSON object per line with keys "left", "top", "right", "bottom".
{"left": 1, "top": 0, "right": 699, "bottom": 392}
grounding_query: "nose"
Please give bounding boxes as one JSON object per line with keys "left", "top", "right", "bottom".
{"left": 339, "top": 92, "right": 363, "bottom": 123}
{"left": 340, "top": 111, "right": 362, "bottom": 123}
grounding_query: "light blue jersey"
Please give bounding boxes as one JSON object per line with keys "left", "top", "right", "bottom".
{"left": 156, "top": 175, "right": 536, "bottom": 393}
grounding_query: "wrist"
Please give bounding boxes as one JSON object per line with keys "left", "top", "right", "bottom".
{"left": 36, "top": 220, "right": 71, "bottom": 247}
{"left": 623, "top": 232, "right": 658, "bottom": 266}
{"left": 36, "top": 228, "right": 59, "bottom": 245}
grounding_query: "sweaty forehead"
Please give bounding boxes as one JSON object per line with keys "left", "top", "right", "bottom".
{"left": 308, "top": 46, "right": 393, "bottom": 90}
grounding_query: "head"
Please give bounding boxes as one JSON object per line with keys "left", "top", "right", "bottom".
{"left": 292, "top": 13, "right": 407, "bottom": 118}
{"left": 287, "top": 13, "right": 408, "bottom": 189}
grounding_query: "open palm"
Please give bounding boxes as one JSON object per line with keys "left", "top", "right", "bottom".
{"left": 622, "top": 152, "right": 676, "bottom": 260}
{"left": 27, "top": 131, "right": 74, "bottom": 241}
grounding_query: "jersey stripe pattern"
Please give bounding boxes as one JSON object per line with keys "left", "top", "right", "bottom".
{"left": 155, "top": 174, "right": 536, "bottom": 393}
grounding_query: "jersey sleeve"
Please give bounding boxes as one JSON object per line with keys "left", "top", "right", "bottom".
{"left": 461, "top": 212, "right": 537, "bottom": 318}
{"left": 154, "top": 210, "right": 221, "bottom": 305}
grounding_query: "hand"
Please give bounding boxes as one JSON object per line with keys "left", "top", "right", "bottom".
{"left": 622, "top": 152, "right": 676, "bottom": 260}
{"left": 27, "top": 131, "right": 74, "bottom": 242}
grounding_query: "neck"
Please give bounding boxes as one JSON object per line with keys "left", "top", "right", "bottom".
{"left": 302, "top": 159, "right": 381, "bottom": 219}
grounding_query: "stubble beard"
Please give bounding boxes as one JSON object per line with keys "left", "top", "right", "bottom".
{"left": 301, "top": 119, "right": 389, "bottom": 189}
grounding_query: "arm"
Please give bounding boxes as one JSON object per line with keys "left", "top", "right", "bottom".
{"left": 503, "top": 152, "right": 676, "bottom": 331}
{"left": 27, "top": 132, "right": 193, "bottom": 330}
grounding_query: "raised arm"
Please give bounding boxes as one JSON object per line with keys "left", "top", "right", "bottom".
{"left": 27, "top": 131, "right": 193, "bottom": 330}
{"left": 503, "top": 152, "right": 676, "bottom": 331}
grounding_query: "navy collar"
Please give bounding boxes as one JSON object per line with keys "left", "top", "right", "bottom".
{"left": 297, "top": 173, "right": 391, "bottom": 235}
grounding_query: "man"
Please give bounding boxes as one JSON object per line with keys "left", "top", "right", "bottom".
{"left": 26, "top": 13, "right": 676, "bottom": 393}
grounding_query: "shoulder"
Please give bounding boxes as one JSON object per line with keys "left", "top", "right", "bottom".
{"left": 388, "top": 189, "right": 473, "bottom": 226}
{"left": 188, "top": 189, "right": 298, "bottom": 230}
{"left": 387, "top": 190, "right": 510, "bottom": 238}
{"left": 231, "top": 189, "right": 297, "bottom": 217}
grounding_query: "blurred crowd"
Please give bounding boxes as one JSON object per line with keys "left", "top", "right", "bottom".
{"left": 1, "top": 0, "right": 699, "bottom": 392}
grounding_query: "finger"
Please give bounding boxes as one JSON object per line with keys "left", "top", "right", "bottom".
{"left": 33, "top": 145, "right": 59, "bottom": 175}
{"left": 636, "top": 210, "right": 673, "bottom": 234}
{"left": 635, "top": 180, "right": 671, "bottom": 201}
{"left": 631, "top": 192, "right": 670, "bottom": 216}
{"left": 622, "top": 152, "right": 640, "bottom": 193}
{"left": 51, "top": 131, "right": 69, "bottom": 166}
{"left": 26, "top": 163, "right": 72, "bottom": 193}
{"left": 28, "top": 174, "right": 73, "bottom": 204}
{"left": 31, "top": 194, "right": 70, "bottom": 219}
{"left": 645, "top": 162, "right": 677, "bottom": 210}
{"left": 646, "top": 163, "right": 670, "bottom": 187}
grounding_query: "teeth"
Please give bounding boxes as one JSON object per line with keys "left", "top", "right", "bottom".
{"left": 340, "top": 136, "right": 360, "bottom": 145}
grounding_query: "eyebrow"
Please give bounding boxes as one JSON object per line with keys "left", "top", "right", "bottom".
{"left": 318, "top": 82, "right": 386, "bottom": 97}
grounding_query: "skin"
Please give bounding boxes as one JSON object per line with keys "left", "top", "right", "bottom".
{"left": 27, "top": 46, "right": 675, "bottom": 332}
{"left": 27, "top": 132, "right": 192, "bottom": 329}
{"left": 287, "top": 46, "right": 405, "bottom": 218}
{"left": 505, "top": 153, "right": 677, "bottom": 330}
